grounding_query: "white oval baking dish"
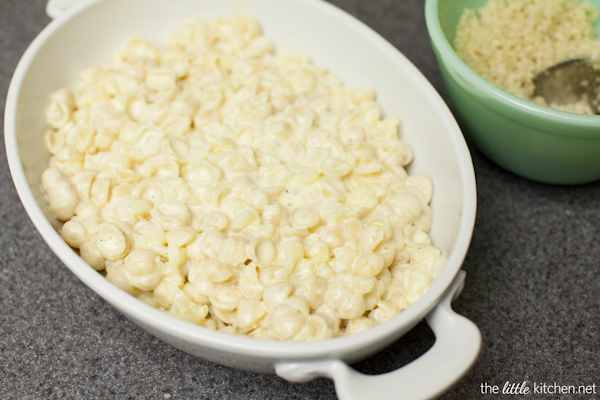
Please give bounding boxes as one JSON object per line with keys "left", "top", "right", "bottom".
{"left": 4, "top": 0, "right": 480, "bottom": 398}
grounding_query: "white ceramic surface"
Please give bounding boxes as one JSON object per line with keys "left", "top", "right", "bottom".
{"left": 5, "top": 0, "right": 480, "bottom": 398}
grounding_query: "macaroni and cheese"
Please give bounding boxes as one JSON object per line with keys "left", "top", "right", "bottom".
{"left": 41, "top": 15, "right": 442, "bottom": 340}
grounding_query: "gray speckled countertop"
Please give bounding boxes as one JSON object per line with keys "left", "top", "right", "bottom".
{"left": 1, "top": 0, "right": 599, "bottom": 399}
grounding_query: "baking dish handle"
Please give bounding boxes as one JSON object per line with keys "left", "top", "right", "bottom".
{"left": 275, "top": 270, "right": 481, "bottom": 400}
{"left": 46, "top": 0, "right": 82, "bottom": 19}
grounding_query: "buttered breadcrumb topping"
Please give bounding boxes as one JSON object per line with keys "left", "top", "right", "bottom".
{"left": 455, "top": 0, "right": 600, "bottom": 114}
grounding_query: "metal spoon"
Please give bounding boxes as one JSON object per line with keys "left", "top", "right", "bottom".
{"left": 533, "top": 57, "right": 600, "bottom": 115}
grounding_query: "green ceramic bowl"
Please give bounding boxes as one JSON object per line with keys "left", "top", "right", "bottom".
{"left": 425, "top": 0, "right": 600, "bottom": 185}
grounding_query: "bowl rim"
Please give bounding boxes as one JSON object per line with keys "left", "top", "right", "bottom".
{"left": 5, "top": 0, "right": 477, "bottom": 361}
{"left": 424, "top": 0, "right": 600, "bottom": 138}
